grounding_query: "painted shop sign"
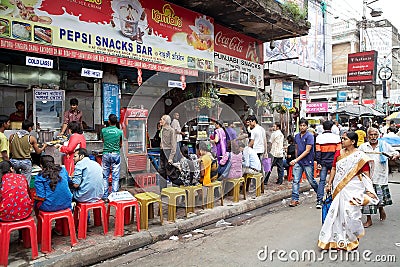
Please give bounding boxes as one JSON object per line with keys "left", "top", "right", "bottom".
{"left": 0, "top": 0, "right": 217, "bottom": 75}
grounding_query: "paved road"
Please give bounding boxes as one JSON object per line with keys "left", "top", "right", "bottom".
{"left": 96, "top": 184, "right": 400, "bottom": 267}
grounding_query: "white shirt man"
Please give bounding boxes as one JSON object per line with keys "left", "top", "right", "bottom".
{"left": 171, "top": 112, "right": 183, "bottom": 143}
{"left": 358, "top": 127, "right": 399, "bottom": 227}
{"left": 269, "top": 124, "right": 284, "bottom": 158}
{"left": 265, "top": 123, "right": 285, "bottom": 185}
{"left": 247, "top": 115, "right": 267, "bottom": 156}
{"left": 331, "top": 121, "right": 340, "bottom": 135}
{"left": 239, "top": 143, "right": 261, "bottom": 174}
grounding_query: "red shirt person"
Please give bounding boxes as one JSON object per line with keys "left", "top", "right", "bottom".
{"left": 9, "top": 101, "right": 25, "bottom": 122}
{"left": 56, "top": 121, "right": 86, "bottom": 176}
{"left": 0, "top": 161, "right": 33, "bottom": 222}
{"left": 59, "top": 98, "right": 83, "bottom": 136}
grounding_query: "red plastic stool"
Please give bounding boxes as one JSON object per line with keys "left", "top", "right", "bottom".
{"left": 288, "top": 167, "right": 306, "bottom": 182}
{"left": 0, "top": 217, "right": 38, "bottom": 266}
{"left": 287, "top": 165, "right": 293, "bottom": 181}
{"left": 107, "top": 199, "right": 140, "bottom": 237}
{"left": 37, "top": 209, "right": 78, "bottom": 253}
{"left": 74, "top": 200, "right": 108, "bottom": 239}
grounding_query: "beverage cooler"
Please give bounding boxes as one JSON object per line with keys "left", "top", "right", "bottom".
{"left": 120, "top": 108, "right": 148, "bottom": 172}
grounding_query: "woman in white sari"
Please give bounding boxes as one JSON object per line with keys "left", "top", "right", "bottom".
{"left": 318, "top": 131, "right": 378, "bottom": 251}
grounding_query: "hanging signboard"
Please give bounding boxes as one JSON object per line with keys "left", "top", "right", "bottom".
{"left": 282, "top": 81, "right": 293, "bottom": 108}
{"left": 81, "top": 68, "right": 103, "bottom": 78}
{"left": 337, "top": 91, "right": 347, "bottom": 102}
{"left": 347, "top": 50, "right": 378, "bottom": 85}
{"left": 212, "top": 24, "right": 264, "bottom": 89}
{"left": 26, "top": 56, "right": 53, "bottom": 69}
{"left": 103, "top": 83, "right": 120, "bottom": 121}
{"left": 0, "top": 0, "right": 216, "bottom": 76}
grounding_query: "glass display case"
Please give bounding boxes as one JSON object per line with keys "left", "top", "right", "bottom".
{"left": 197, "top": 114, "right": 210, "bottom": 141}
{"left": 31, "top": 89, "right": 65, "bottom": 131}
{"left": 126, "top": 119, "right": 146, "bottom": 154}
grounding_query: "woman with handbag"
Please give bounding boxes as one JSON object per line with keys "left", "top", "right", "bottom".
{"left": 318, "top": 131, "right": 378, "bottom": 251}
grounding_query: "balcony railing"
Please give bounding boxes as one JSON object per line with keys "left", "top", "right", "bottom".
{"left": 332, "top": 74, "right": 347, "bottom": 85}
{"left": 332, "top": 20, "right": 358, "bottom": 35}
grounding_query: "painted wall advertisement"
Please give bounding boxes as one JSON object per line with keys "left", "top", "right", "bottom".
{"left": 0, "top": 0, "right": 216, "bottom": 76}
{"left": 264, "top": 0, "right": 325, "bottom": 72}
{"left": 212, "top": 24, "right": 263, "bottom": 89}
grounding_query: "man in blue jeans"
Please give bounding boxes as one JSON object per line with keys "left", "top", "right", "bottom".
{"left": 315, "top": 120, "right": 341, "bottom": 209}
{"left": 101, "top": 114, "right": 123, "bottom": 200}
{"left": 289, "top": 118, "right": 319, "bottom": 207}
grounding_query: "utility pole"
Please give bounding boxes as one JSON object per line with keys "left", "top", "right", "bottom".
{"left": 359, "top": 0, "right": 368, "bottom": 104}
{"left": 360, "top": 0, "right": 382, "bottom": 104}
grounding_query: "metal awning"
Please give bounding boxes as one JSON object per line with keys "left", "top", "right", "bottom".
{"left": 219, "top": 87, "right": 256, "bottom": 97}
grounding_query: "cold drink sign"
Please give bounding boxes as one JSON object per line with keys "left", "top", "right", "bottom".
{"left": 34, "top": 90, "right": 63, "bottom": 101}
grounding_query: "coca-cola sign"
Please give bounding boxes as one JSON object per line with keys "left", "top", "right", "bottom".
{"left": 214, "top": 24, "right": 262, "bottom": 63}
{"left": 215, "top": 31, "right": 244, "bottom": 54}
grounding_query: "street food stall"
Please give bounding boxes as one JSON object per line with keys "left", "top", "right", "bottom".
{"left": 31, "top": 88, "right": 65, "bottom": 141}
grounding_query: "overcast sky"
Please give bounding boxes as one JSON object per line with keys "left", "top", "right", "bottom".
{"left": 332, "top": 0, "right": 400, "bottom": 30}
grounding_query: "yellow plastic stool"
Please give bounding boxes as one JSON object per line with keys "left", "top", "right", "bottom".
{"left": 223, "top": 177, "right": 246, "bottom": 202}
{"left": 203, "top": 181, "right": 224, "bottom": 209}
{"left": 180, "top": 184, "right": 203, "bottom": 213}
{"left": 161, "top": 187, "right": 187, "bottom": 222}
{"left": 134, "top": 192, "right": 163, "bottom": 230}
{"left": 244, "top": 173, "right": 264, "bottom": 197}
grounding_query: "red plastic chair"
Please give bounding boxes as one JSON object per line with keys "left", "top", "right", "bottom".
{"left": 107, "top": 199, "right": 140, "bottom": 237}
{"left": 74, "top": 200, "right": 108, "bottom": 239}
{"left": 0, "top": 217, "right": 38, "bottom": 266}
{"left": 37, "top": 209, "right": 78, "bottom": 253}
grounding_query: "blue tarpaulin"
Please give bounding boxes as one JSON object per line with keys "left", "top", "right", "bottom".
{"left": 379, "top": 136, "right": 400, "bottom": 146}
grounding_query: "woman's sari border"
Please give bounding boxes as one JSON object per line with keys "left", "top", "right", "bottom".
{"left": 333, "top": 154, "right": 371, "bottom": 199}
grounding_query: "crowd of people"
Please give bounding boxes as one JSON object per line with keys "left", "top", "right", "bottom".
{"left": 1, "top": 109, "right": 399, "bottom": 253}
{"left": 155, "top": 114, "right": 399, "bottom": 252}
{"left": 0, "top": 112, "right": 123, "bottom": 230}
{"left": 156, "top": 114, "right": 266, "bottom": 188}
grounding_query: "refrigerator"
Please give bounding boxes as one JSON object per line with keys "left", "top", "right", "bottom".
{"left": 120, "top": 108, "right": 148, "bottom": 172}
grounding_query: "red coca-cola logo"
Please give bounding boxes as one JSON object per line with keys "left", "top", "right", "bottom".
{"left": 215, "top": 31, "right": 244, "bottom": 53}
{"left": 127, "top": 109, "right": 148, "bottom": 117}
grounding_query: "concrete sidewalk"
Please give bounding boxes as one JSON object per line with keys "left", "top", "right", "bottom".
{"left": 8, "top": 180, "right": 314, "bottom": 267}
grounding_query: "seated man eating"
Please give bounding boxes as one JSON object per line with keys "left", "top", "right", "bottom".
{"left": 71, "top": 148, "right": 104, "bottom": 203}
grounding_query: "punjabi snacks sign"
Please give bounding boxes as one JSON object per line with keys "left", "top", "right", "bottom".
{"left": 0, "top": 0, "right": 215, "bottom": 75}
{"left": 212, "top": 24, "right": 263, "bottom": 89}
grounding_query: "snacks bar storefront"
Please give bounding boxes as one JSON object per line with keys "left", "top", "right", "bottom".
{"left": 0, "top": 0, "right": 216, "bottom": 179}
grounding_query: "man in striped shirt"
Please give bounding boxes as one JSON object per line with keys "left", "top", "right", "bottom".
{"left": 315, "top": 120, "right": 341, "bottom": 209}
